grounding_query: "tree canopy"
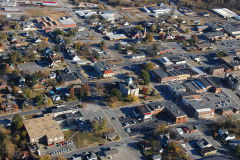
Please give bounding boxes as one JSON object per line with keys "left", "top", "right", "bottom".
{"left": 12, "top": 114, "right": 23, "bottom": 130}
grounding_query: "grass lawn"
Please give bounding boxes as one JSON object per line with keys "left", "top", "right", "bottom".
{"left": 63, "top": 130, "right": 76, "bottom": 140}
{"left": 63, "top": 130, "right": 104, "bottom": 149}
{"left": 72, "top": 132, "right": 104, "bottom": 149}
{"left": 26, "top": 9, "right": 69, "bottom": 18}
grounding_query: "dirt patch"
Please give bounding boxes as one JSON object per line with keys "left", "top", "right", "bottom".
{"left": 26, "top": 9, "right": 69, "bottom": 18}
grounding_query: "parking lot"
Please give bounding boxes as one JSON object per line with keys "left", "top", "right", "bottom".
{"left": 216, "top": 39, "right": 240, "bottom": 49}
{"left": 38, "top": 140, "right": 77, "bottom": 156}
{"left": 118, "top": 111, "right": 173, "bottom": 137}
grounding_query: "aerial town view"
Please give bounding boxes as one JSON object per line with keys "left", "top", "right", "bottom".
{"left": 1, "top": 0, "right": 240, "bottom": 159}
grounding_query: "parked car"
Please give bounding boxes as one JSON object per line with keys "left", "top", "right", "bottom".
{"left": 125, "top": 128, "right": 131, "bottom": 133}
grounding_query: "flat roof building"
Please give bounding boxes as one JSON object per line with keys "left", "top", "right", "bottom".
{"left": 23, "top": 115, "right": 64, "bottom": 146}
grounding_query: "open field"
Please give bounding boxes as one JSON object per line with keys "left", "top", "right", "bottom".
{"left": 63, "top": 130, "right": 105, "bottom": 149}
{"left": 25, "top": 9, "right": 69, "bottom": 18}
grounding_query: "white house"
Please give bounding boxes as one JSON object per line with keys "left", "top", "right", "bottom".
{"left": 51, "top": 94, "right": 61, "bottom": 101}
{"left": 76, "top": 60, "right": 87, "bottom": 65}
{"left": 175, "top": 128, "right": 184, "bottom": 135}
{"left": 218, "top": 129, "right": 236, "bottom": 141}
{"left": 130, "top": 54, "right": 145, "bottom": 59}
{"left": 49, "top": 72, "right": 56, "bottom": 79}
{"left": 33, "top": 38, "right": 41, "bottom": 43}
{"left": 72, "top": 55, "right": 81, "bottom": 61}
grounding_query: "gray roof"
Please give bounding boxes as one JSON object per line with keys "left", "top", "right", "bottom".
{"left": 168, "top": 83, "right": 186, "bottom": 91}
{"left": 76, "top": 31, "right": 89, "bottom": 36}
{"left": 95, "top": 62, "right": 109, "bottom": 71}
{"left": 58, "top": 72, "right": 79, "bottom": 82}
{"left": 104, "top": 149, "right": 119, "bottom": 156}
{"left": 184, "top": 80, "right": 206, "bottom": 92}
{"left": 50, "top": 105, "right": 80, "bottom": 113}
{"left": 153, "top": 69, "right": 168, "bottom": 78}
{"left": 163, "top": 101, "right": 186, "bottom": 117}
{"left": 58, "top": 17, "right": 76, "bottom": 25}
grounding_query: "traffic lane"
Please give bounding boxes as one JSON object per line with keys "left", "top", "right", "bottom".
{"left": 0, "top": 108, "right": 45, "bottom": 120}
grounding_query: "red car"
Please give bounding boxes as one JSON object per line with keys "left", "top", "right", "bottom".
{"left": 99, "top": 143, "right": 104, "bottom": 146}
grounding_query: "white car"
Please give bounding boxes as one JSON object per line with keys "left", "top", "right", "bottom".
{"left": 125, "top": 128, "right": 131, "bottom": 133}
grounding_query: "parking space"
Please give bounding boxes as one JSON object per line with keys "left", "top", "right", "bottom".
{"left": 78, "top": 119, "right": 93, "bottom": 133}
{"left": 125, "top": 116, "right": 172, "bottom": 137}
{"left": 215, "top": 39, "right": 240, "bottom": 51}
{"left": 38, "top": 141, "right": 77, "bottom": 156}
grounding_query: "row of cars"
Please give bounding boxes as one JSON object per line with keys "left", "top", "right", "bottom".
{"left": 50, "top": 148, "right": 71, "bottom": 155}
{"left": 123, "top": 120, "right": 136, "bottom": 127}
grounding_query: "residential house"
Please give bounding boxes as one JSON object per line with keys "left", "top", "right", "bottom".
{"left": 49, "top": 72, "right": 56, "bottom": 79}
{"left": 159, "top": 133, "right": 170, "bottom": 147}
{"left": 218, "top": 129, "right": 235, "bottom": 141}
{"left": 0, "top": 79, "right": 7, "bottom": 90}
{"left": 33, "top": 38, "right": 42, "bottom": 43}
{"left": 104, "top": 149, "right": 119, "bottom": 159}
{"left": 119, "top": 77, "right": 139, "bottom": 97}
{"left": 51, "top": 94, "right": 61, "bottom": 102}
{"left": 200, "top": 146, "right": 217, "bottom": 157}
{"left": 10, "top": 36, "right": 17, "bottom": 42}
{"left": 139, "top": 140, "right": 163, "bottom": 154}
{"left": 72, "top": 55, "right": 81, "bottom": 61}
{"left": 47, "top": 54, "right": 62, "bottom": 68}
{"left": 126, "top": 50, "right": 132, "bottom": 55}
{"left": 121, "top": 27, "right": 146, "bottom": 39}
{"left": 87, "top": 152, "right": 97, "bottom": 160}
{"left": 0, "top": 118, "right": 11, "bottom": 127}
{"left": 94, "top": 62, "right": 114, "bottom": 78}
{"left": 104, "top": 132, "right": 117, "bottom": 141}
{"left": 18, "top": 76, "right": 26, "bottom": 87}
{"left": 1, "top": 101, "right": 17, "bottom": 111}
{"left": 197, "top": 138, "right": 212, "bottom": 149}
